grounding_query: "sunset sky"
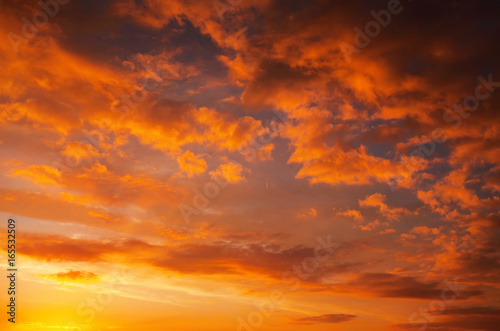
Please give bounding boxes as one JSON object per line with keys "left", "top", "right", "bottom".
{"left": 1, "top": 0, "right": 500, "bottom": 330}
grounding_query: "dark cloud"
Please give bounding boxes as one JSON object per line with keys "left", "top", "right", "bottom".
{"left": 292, "top": 313, "right": 357, "bottom": 324}
{"left": 340, "top": 273, "right": 482, "bottom": 299}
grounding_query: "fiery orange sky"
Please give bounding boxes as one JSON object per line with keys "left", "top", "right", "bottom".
{"left": 1, "top": 0, "right": 500, "bottom": 330}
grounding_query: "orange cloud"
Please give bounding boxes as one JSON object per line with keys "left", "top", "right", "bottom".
{"left": 9, "top": 164, "right": 61, "bottom": 187}
{"left": 298, "top": 208, "right": 318, "bottom": 219}
{"left": 411, "top": 226, "right": 440, "bottom": 235}
{"left": 176, "top": 150, "right": 207, "bottom": 177}
{"left": 337, "top": 209, "right": 364, "bottom": 222}
{"left": 43, "top": 270, "right": 100, "bottom": 284}
{"left": 61, "top": 141, "right": 105, "bottom": 163}
{"left": 209, "top": 162, "right": 246, "bottom": 184}
{"left": 359, "top": 193, "right": 412, "bottom": 221}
